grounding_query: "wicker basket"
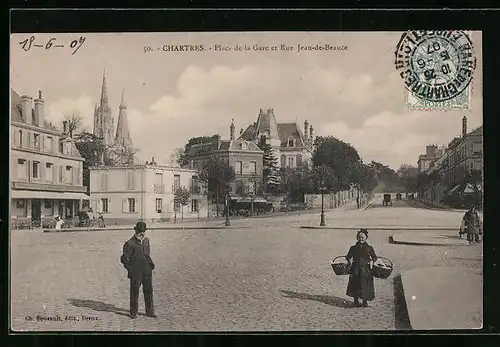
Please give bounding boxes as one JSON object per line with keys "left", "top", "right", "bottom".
{"left": 370, "top": 257, "right": 393, "bottom": 279}
{"left": 330, "top": 256, "right": 350, "bottom": 276}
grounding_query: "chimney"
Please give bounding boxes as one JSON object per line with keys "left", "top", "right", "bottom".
{"left": 239, "top": 128, "right": 243, "bottom": 135}
{"left": 34, "top": 91, "right": 44, "bottom": 127}
{"left": 304, "top": 119, "right": 309, "bottom": 140}
{"left": 63, "top": 121, "right": 68, "bottom": 135}
{"left": 21, "top": 95, "right": 33, "bottom": 125}
{"left": 151, "top": 157, "right": 156, "bottom": 165}
{"left": 230, "top": 119, "right": 235, "bottom": 140}
{"left": 462, "top": 116, "right": 467, "bottom": 137}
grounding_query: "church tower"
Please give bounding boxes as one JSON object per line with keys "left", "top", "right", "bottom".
{"left": 93, "top": 70, "right": 114, "bottom": 147}
{"left": 115, "top": 89, "right": 133, "bottom": 148}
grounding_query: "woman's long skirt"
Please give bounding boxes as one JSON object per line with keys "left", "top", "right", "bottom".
{"left": 346, "top": 265, "right": 375, "bottom": 301}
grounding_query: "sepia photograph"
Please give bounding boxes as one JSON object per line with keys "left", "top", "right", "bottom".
{"left": 9, "top": 31, "right": 483, "bottom": 331}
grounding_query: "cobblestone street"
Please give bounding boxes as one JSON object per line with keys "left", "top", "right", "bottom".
{"left": 11, "top": 203, "right": 483, "bottom": 331}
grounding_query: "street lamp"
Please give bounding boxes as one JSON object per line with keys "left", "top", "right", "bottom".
{"left": 320, "top": 181, "right": 326, "bottom": 226}
{"left": 225, "top": 186, "right": 231, "bottom": 227}
{"left": 356, "top": 184, "right": 360, "bottom": 209}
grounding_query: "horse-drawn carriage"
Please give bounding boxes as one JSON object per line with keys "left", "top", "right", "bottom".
{"left": 395, "top": 193, "right": 402, "bottom": 202}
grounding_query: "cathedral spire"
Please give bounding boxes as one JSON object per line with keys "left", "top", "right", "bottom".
{"left": 100, "top": 69, "right": 109, "bottom": 106}
{"left": 115, "top": 88, "right": 133, "bottom": 148}
{"left": 119, "top": 89, "right": 126, "bottom": 109}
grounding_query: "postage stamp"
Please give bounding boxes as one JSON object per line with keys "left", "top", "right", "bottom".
{"left": 10, "top": 29, "right": 483, "bottom": 332}
{"left": 394, "top": 30, "right": 477, "bottom": 110}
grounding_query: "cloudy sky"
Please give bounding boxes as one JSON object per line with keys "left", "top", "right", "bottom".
{"left": 10, "top": 32, "right": 482, "bottom": 170}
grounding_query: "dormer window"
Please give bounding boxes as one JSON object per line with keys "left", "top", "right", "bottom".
{"left": 240, "top": 142, "right": 248, "bottom": 150}
{"left": 288, "top": 137, "right": 295, "bottom": 147}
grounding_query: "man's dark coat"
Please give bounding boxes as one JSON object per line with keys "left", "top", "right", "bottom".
{"left": 120, "top": 236, "right": 155, "bottom": 280}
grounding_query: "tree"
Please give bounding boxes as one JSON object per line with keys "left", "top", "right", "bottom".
{"left": 73, "top": 132, "right": 110, "bottom": 193}
{"left": 312, "top": 136, "right": 361, "bottom": 190}
{"left": 242, "top": 174, "right": 264, "bottom": 214}
{"left": 178, "top": 135, "right": 220, "bottom": 168}
{"left": 63, "top": 110, "right": 83, "bottom": 137}
{"left": 168, "top": 148, "right": 184, "bottom": 167}
{"left": 310, "top": 164, "right": 337, "bottom": 193}
{"left": 199, "top": 156, "right": 236, "bottom": 217}
{"left": 113, "top": 145, "right": 138, "bottom": 165}
{"left": 257, "top": 137, "right": 280, "bottom": 194}
{"left": 174, "top": 186, "right": 191, "bottom": 223}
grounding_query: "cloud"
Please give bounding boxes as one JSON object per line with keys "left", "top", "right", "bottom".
{"left": 47, "top": 94, "right": 94, "bottom": 132}
{"left": 46, "top": 63, "right": 482, "bottom": 171}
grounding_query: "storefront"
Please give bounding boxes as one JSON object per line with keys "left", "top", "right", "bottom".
{"left": 11, "top": 190, "right": 89, "bottom": 228}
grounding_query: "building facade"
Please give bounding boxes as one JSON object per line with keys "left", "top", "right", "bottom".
{"left": 89, "top": 161, "right": 207, "bottom": 224}
{"left": 188, "top": 133, "right": 264, "bottom": 200}
{"left": 417, "top": 144, "right": 445, "bottom": 172}
{"left": 238, "top": 108, "right": 313, "bottom": 169}
{"left": 10, "top": 89, "right": 88, "bottom": 227}
{"left": 442, "top": 118, "right": 483, "bottom": 189}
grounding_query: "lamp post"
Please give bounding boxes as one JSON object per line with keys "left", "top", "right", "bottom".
{"left": 225, "top": 186, "right": 231, "bottom": 226}
{"left": 320, "top": 181, "right": 326, "bottom": 226}
{"left": 356, "top": 184, "right": 360, "bottom": 209}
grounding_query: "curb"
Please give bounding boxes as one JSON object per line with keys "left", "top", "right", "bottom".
{"left": 43, "top": 225, "right": 251, "bottom": 233}
{"left": 300, "top": 226, "right": 460, "bottom": 231}
{"left": 389, "top": 235, "right": 471, "bottom": 247}
{"left": 362, "top": 201, "right": 374, "bottom": 211}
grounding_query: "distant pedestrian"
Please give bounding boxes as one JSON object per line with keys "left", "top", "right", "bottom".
{"left": 120, "top": 221, "right": 157, "bottom": 319}
{"left": 345, "top": 229, "right": 378, "bottom": 307}
{"left": 55, "top": 216, "right": 64, "bottom": 230}
{"left": 463, "top": 205, "right": 481, "bottom": 243}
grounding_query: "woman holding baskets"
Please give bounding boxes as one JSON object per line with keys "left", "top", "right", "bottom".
{"left": 346, "top": 228, "right": 378, "bottom": 307}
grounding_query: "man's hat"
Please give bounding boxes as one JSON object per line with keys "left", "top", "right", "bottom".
{"left": 134, "top": 221, "right": 147, "bottom": 232}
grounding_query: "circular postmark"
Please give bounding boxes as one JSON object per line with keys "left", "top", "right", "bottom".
{"left": 394, "top": 30, "right": 476, "bottom": 102}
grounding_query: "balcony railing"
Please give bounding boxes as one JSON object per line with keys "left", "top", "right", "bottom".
{"left": 154, "top": 184, "right": 165, "bottom": 194}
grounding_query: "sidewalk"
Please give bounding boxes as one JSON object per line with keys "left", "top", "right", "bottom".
{"left": 390, "top": 230, "right": 472, "bottom": 246}
{"left": 401, "top": 267, "right": 482, "bottom": 330}
{"left": 302, "top": 226, "right": 461, "bottom": 231}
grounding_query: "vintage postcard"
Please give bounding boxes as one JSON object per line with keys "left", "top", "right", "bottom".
{"left": 10, "top": 31, "right": 483, "bottom": 332}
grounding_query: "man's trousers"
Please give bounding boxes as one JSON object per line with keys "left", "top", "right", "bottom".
{"left": 130, "top": 276, "right": 154, "bottom": 316}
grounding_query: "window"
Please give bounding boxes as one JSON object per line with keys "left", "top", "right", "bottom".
{"left": 33, "top": 133, "right": 40, "bottom": 150}
{"left": 173, "top": 174, "right": 180, "bottom": 191}
{"left": 19, "top": 130, "right": 23, "bottom": 147}
{"left": 191, "top": 176, "right": 199, "bottom": 193}
{"left": 32, "top": 161, "right": 40, "bottom": 179}
{"left": 101, "top": 198, "right": 109, "bottom": 213}
{"left": 235, "top": 161, "right": 242, "bottom": 174}
{"left": 126, "top": 170, "right": 135, "bottom": 189}
{"left": 65, "top": 165, "right": 73, "bottom": 184}
{"left": 240, "top": 142, "right": 248, "bottom": 150}
{"left": 155, "top": 173, "right": 163, "bottom": 185}
{"left": 249, "top": 161, "right": 257, "bottom": 174}
{"left": 101, "top": 171, "right": 108, "bottom": 190}
{"left": 128, "top": 198, "right": 136, "bottom": 213}
{"left": 45, "top": 136, "right": 53, "bottom": 152}
{"left": 288, "top": 156, "right": 295, "bottom": 168}
{"left": 156, "top": 198, "right": 163, "bottom": 213}
{"left": 470, "top": 162, "right": 474, "bottom": 170}
{"left": 17, "top": 159, "right": 27, "bottom": 180}
{"left": 288, "top": 137, "right": 294, "bottom": 147}
{"left": 281, "top": 154, "right": 286, "bottom": 167}
{"left": 44, "top": 200, "right": 52, "bottom": 209}
{"left": 45, "top": 163, "right": 53, "bottom": 182}
{"left": 16, "top": 200, "right": 25, "bottom": 209}
{"left": 296, "top": 154, "right": 303, "bottom": 167}
{"left": 191, "top": 199, "right": 199, "bottom": 212}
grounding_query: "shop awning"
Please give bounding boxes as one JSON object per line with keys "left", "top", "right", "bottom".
{"left": 11, "top": 190, "right": 90, "bottom": 200}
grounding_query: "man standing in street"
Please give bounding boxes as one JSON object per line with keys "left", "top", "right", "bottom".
{"left": 463, "top": 205, "right": 481, "bottom": 243}
{"left": 120, "top": 221, "right": 157, "bottom": 319}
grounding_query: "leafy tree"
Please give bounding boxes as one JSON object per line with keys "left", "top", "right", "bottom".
{"left": 257, "top": 137, "right": 280, "bottom": 193}
{"left": 278, "top": 168, "right": 311, "bottom": 203}
{"left": 242, "top": 174, "right": 264, "bottom": 214}
{"left": 199, "top": 155, "right": 236, "bottom": 216}
{"left": 113, "top": 144, "right": 138, "bottom": 165}
{"left": 178, "top": 135, "right": 220, "bottom": 168}
{"left": 174, "top": 186, "right": 191, "bottom": 223}
{"left": 312, "top": 136, "right": 361, "bottom": 190}
{"left": 310, "top": 164, "right": 337, "bottom": 193}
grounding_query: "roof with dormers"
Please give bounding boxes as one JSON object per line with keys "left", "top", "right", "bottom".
{"left": 10, "top": 89, "right": 58, "bottom": 131}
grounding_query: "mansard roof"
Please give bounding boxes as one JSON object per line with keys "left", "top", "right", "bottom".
{"left": 11, "top": 89, "right": 58, "bottom": 131}
{"left": 277, "top": 123, "right": 306, "bottom": 148}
